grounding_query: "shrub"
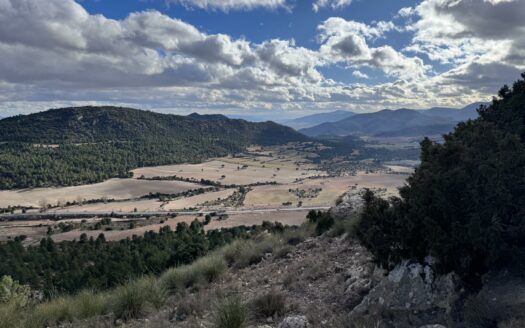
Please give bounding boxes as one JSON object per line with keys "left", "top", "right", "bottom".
{"left": 0, "top": 275, "right": 30, "bottom": 307}
{"left": 250, "top": 290, "right": 287, "bottom": 318}
{"left": 214, "top": 296, "right": 247, "bottom": 328}
{"left": 315, "top": 213, "right": 334, "bottom": 236}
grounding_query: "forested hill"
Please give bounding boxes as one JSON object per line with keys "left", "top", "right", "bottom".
{"left": 0, "top": 106, "right": 307, "bottom": 145}
{"left": 0, "top": 106, "right": 307, "bottom": 189}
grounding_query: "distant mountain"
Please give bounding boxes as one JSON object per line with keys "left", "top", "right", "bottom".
{"left": 300, "top": 104, "right": 483, "bottom": 138}
{"left": 0, "top": 106, "right": 307, "bottom": 189}
{"left": 283, "top": 110, "right": 355, "bottom": 130}
{"left": 418, "top": 102, "right": 486, "bottom": 122}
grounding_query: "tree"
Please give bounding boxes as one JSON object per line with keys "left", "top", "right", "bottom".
{"left": 357, "top": 73, "right": 525, "bottom": 278}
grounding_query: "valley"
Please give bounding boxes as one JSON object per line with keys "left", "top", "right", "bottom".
{"left": 0, "top": 142, "right": 408, "bottom": 245}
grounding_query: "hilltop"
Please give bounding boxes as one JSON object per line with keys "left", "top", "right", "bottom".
{"left": 0, "top": 106, "right": 307, "bottom": 189}
{"left": 0, "top": 106, "right": 306, "bottom": 145}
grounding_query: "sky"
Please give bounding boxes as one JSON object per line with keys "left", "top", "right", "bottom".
{"left": 0, "top": 0, "right": 524, "bottom": 118}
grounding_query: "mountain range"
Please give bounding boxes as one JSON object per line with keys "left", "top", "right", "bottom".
{"left": 283, "top": 110, "right": 355, "bottom": 130}
{"left": 299, "top": 103, "right": 485, "bottom": 138}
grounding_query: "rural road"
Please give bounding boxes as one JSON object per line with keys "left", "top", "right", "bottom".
{"left": 0, "top": 206, "right": 331, "bottom": 221}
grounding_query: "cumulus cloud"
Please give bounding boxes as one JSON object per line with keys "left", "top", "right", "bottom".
{"left": 167, "top": 0, "right": 289, "bottom": 11}
{"left": 318, "top": 18, "right": 429, "bottom": 80}
{"left": 0, "top": 0, "right": 521, "bottom": 116}
{"left": 313, "top": 0, "right": 353, "bottom": 12}
{"left": 352, "top": 70, "right": 369, "bottom": 79}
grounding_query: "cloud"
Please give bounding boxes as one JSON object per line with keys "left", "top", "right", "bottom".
{"left": 352, "top": 70, "right": 369, "bottom": 79}
{"left": 167, "top": 0, "right": 289, "bottom": 11}
{"left": 0, "top": 0, "right": 521, "bottom": 117}
{"left": 313, "top": 0, "right": 353, "bottom": 12}
{"left": 318, "top": 18, "right": 429, "bottom": 80}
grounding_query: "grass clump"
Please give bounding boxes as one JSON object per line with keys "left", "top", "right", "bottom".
{"left": 28, "top": 297, "right": 75, "bottom": 328}
{"left": 250, "top": 290, "right": 287, "bottom": 319}
{"left": 160, "top": 255, "right": 227, "bottom": 292}
{"left": 214, "top": 296, "right": 247, "bottom": 328}
{"left": 110, "top": 277, "right": 167, "bottom": 321}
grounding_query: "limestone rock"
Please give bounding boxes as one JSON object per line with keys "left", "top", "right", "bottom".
{"left": 349, "top": 260, "right": 461, "bottom": 328}
{"left": 278, "top": 315, "right": 309, "bottom": 328}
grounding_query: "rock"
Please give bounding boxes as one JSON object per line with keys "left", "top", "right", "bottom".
{"left": 349, "top": 260, "right": 461, "bottom": 328}
{"left": 329, "top": 192, "right": 363, "bottom": 220}
{"left": 278, "top": 315, "right": 310, "bottom": 328}
{"left": 419, "top": 325, "right": 447, "bottom": 328}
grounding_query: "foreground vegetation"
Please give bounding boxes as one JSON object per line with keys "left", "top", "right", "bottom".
{"left": 357, "top": 73, "right": 525, "bottom": 279}
{"left": 0, "top": 220, "right": 287, "bottom": 296}
{"left": 0, "top": 222, "right": 313, "bottom": 328}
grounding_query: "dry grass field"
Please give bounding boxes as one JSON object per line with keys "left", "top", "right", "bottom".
{"left": 49, "top": 210, "right": 309, "bottom": 243}
{"left": 244, "top": 172, "right": 406, "bottom": 208}
{"left": 132, "top": 157, "right": 326, "bottom": 185}
{"left": 0, "top": 179, "right": 202, "bottom": 208}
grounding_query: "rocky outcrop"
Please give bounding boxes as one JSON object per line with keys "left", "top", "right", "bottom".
{"left": 349, "top": 259, "right": 462, "bottom": 328}
{"left": 329, "top": 191, "right": 363, "bottom": 220}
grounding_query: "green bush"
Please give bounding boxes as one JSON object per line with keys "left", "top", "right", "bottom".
{"left": 0, "top": 276, "right": 30, "bottom": 307}
{"left": 357, "top": 74, "right": 525, "bottom": 277}
{"left": 214, "top": 296, "right": 247, "bottom": 328}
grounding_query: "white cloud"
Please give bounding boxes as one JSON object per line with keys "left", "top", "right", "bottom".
{"left": 318, "top": 17, "right": 429, "bottom": 80}
{"left": 0, "top": 0, "right": 521, "bottom": 117}
{"left": 352, "top": 70, "right": 369, "bottom": 79}
{"left": 167, "top": 0, "right": 289, "bottom": 11}
{"left": 313, "top": 0, "right": 353, "bottom": 12}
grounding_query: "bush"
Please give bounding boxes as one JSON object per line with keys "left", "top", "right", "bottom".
{"left": 0, "top": 275, "right": 30, "bottom": 307}
{"left": 315, "top": 214, "right": 334, "bottom": 236}
{"left": 250, "top": 290, "right": 287, "bottom": 318}
{"left": 214, "top": 296, "right": 247, "bottom": 328}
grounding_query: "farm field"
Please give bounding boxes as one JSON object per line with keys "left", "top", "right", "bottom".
{"left": 0, "top": 143, "right": 410, "bottom": 244}
{"left": 132, "top": 158, "right": 326, "bottom": 185}
{"left": 0, "top": 178, "right": 201, "bottom": 208}
{"left": 244, "top": 172, "right": 406, "bottom": 208}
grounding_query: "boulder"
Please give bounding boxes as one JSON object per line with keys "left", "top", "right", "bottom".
{"left": 349, "top": 259, "right": 461, "bottom": 328}
{"left": 278, "top": 315, "right": 309, "bottom": 328}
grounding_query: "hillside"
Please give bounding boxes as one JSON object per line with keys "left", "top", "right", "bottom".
{"left": 300, "top": 104, "right": 481, "bottom": 138}
{"left": 0, "top": 106, "right": 307, "bottom": 189}
{"left": 283, "top": 110, "right": 355, "bottom": 130}
{"left": 300, "top": 108, "right": 454, "bottom": 137}
{"left": 0, "top": 106, "right": 306, "bottom": 145}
